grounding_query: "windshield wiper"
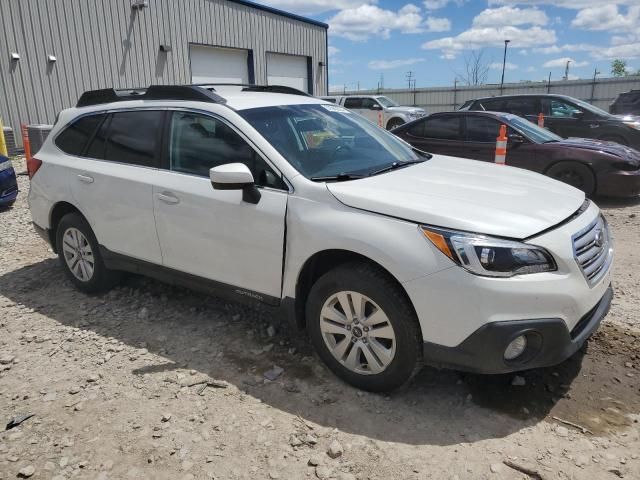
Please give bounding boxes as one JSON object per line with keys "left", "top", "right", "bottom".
{"left": 369, "top": 158, "right": 427, "bottom": 176}
{"left": 310, "top": 172, "right": 367, "bottom": 182}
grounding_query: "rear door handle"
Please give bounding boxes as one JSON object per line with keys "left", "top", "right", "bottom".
{"left": 157, "top": 192, "right": 180, "bottom": 205}
{"left": 77, "top": 174, "right": 94, "bottom": 184}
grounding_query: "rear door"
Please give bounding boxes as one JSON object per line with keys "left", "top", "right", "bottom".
{"left": 151, "top": 109, "right": 288, "bottom": 299}
{"left": 343, "top": 97, "right": 380, "bottom": 124}
{"left": 63, "top": 110, "right": 164, "bottom": 264}
{"left": 502, "top": 97, "right": 539, "bottom": 124}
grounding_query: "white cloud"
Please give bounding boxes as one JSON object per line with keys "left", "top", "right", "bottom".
{"left": 472, "top": 6, "right": 548, "bottom": 27}
{"left": 542, "top": 57, "right": 589, "bottom": 68}
{"left": 533, "top": 43, "right": 597, "bottom": 54}
{"left": 593, "top": 43, "right": 640, "bottom": 60}
{"left": 368, "top": 58, "right": 426, "bottom": 70}
{"left": 526, "top": 66, "right": 537, "bottom": 72}
{"left": 571, "top": 5, "right": 640, "bottom": 31}
{"left": 260, "top": 0, "right": 374, "bottom": 15}
{"left": 328, "top": 46, "right": 340, "bottom": 57}
{"left": 422, "top": 25, "right": 557, "bottom": 57}
{"left": 488, "top": 0, "right": 639, "bottom": 8}
{"left": 425, "top": 16, "right": 451, "bottom": 32}
{"left": 519, "top": 49, "right": 529, "bottom": 56}
{"left": 329, "top": 4, "right": 432, "bottom": 41}
{"left": 489, "top": 61, "right": 518, "bottom": 70}
{"left": 423, "top": 0, "right": 465, "bottom": 10}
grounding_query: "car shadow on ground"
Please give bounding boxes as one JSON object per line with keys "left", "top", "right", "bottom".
{"left": 1, "top": 259, "right": 635, "bottom": 446}
{"left": 595, "top": 195, "right": 640, "bottom": 209}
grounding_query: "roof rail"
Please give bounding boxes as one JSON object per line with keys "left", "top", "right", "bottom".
{"left": 76, "top": 85, "right": 227, "bottom": 108}
{"left": 195, "top": 83, "right": 312, "bottom": 97}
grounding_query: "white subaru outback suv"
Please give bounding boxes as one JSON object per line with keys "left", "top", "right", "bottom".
{"left": 29, "top": 84, "right": 613, "bottom": 392}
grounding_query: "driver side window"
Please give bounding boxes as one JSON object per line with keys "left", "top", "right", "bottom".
{"left": 361, "top": 98, "right": 379, "bottom": 110}
{"left": 544, "top": 99, "right": 582, "bottom": 118}
{"left": 168, "top": 111, "right": 286, "bottom": 190}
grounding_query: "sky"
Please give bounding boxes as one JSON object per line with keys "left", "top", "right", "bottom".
{"left": 257, "top": 0, "right": 640, "bottom": 90}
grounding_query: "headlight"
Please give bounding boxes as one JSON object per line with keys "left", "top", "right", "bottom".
{"left": 0, "top": 160, "right": 13, "bottom": 172}
{"left": 421, "top": 226, "right": 557, "bottom": 277}
{"left": 623, "top": 121, "right": 640, "bottom": 131}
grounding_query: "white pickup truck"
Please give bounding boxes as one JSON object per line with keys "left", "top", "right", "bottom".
{"left": 321, "top": 95, "right": 426, "bottom": 130}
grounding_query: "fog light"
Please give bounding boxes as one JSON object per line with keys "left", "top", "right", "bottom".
{"left": 504, "top": 335, "right": 527, "bottom": 361}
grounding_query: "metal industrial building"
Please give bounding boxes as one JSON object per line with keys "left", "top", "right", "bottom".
{"left": 0, "top": 0, "right": 328, "bottom": 145}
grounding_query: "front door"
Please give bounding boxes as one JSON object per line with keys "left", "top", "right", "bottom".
{"left": 541, "top": 98, "right": 591, "bottom": 138}
{"left": 152, "top": 110, "right": 288, "bottom": 300}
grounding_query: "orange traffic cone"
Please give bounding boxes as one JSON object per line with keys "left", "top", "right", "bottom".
{"left": 537, "top": 113, "right": 544, "bottom": 128}
{"left": 495, "top": 124, "right": 507, "bottom": 165}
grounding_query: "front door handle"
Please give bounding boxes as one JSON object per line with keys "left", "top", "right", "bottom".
{"left": 77, "top": 174, "right": 94, "bottom": 184}
{"left": 157, "top": 192, "right": 180, "bottom": 205}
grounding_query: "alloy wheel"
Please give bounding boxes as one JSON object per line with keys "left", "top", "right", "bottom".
{"left": 62, "top": 227, "right": 95, "bottom": 282}
{"left": 319, "top": 291, "right": 396, "bottom": 375}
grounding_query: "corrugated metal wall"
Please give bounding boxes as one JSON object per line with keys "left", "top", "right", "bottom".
{"left": 332, "top": 76, "right": 640, "bottom": 113}
{"left": 0, "top": 0, "right": 328, "bottom": 147}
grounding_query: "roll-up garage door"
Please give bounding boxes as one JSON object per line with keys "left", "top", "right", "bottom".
{"left": 190, "top": 45, "right": 250, "bottom": 84}
{"left": 266, "top": 53, "right": 310, "bottom": 93}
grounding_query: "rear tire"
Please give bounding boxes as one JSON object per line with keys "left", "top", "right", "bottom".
{"left": 55, "top": 213, "right": 121, "bottom": 293}
{"left": 546, "top": 161, "right": 596, "bottom": 196}
{"left": 386, "top": 118, "right": 405, "bottom": 130}
{"left": 306, "top": 262, "right": 422, "bottom": 392}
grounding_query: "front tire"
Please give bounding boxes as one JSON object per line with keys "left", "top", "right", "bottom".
{"left": 546, "top": 161, "right": 596, "bottom": 196}
{"left": 386, "top": 118, "right": 405, "bottom": 130}
{"left": 55, "top": 213, "right": 120, "bottom": 293}
{"left": 306, "top": 262, "right": 422, "bottom": 392}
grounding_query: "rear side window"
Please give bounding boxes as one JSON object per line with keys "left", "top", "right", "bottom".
{"left": 344, "top": 98, "right": 362, "bottom": 109}
{"left": 422, "top": 116, "right": 461, "bottom": 140}
{"left": 103, "top": 111, "right": 163, "bottom": 167}
{"left": 503, "top": 98, "right": 537, "bottom": 116}
{"left": 477, "top": 98, "right": 505, "bottom": 111}
{"left": 55, "top": 114, "right": 105, "bottom": 156}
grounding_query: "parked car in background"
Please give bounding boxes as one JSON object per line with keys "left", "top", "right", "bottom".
{"left": 610, "top": 90, "right": 640, "bottom": 115}
{"left": 460, "top": 94, "right": 640, "bottom": 150}
{"left": 321, "top": 95, "right": 425, "bottom": 130}
{"left": 0, "top": 154, "right": 18, "bottom": 208}
{"left": 393, "top": 111, "right": 640, "bottom": 197}
{"left": 30, "top": 84, "right": 613, "bottom": 392}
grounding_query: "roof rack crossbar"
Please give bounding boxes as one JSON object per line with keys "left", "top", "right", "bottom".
{"left": 76, "top": 85, "right": 227, "bottom": 108}
{"left": 193, "top": 83, "right": 312, "bottom": 97}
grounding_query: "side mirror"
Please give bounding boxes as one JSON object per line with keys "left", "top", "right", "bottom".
{"left": 210, "top": 163, "right": 261, "bottom": 204}
{"left": 370, "top": 103, "right": 382, "bottom": 110}
{"left": 572, "top": 111, "right": 585, "bottom": 120}
{"left": 508, "top": 133, "right": 526, "bottom": 145}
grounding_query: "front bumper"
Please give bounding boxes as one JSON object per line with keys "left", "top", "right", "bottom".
{"left": 596, "top": 168, "right": 640, "bottom": 197}
{"left": 422, "top": 285, "right": 612, "bottom": 373}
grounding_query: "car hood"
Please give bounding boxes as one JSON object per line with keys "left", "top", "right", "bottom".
{"left": 558, "top": 137, "right": 640, "bottom": 159}
{"left": 326, "top": 156, "right": 585, "bottom": 239}
{"left": 387, "top": 106, "right": 425, "bottom": 115}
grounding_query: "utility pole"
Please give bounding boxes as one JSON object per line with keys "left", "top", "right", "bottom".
{"left": 500, "top": 39, "right": 510, "bottom": 94}
{"left": 453, "top": 78, "right": 458, "bottom": 109}
{"left": 357, "top": 81, "right": 360, "bottom": 91}
{"left": 590, "top": 67, "right": 600, "bottom": 103}
{"left": 547, "top": 71, "right": 551, "bottom": 93}
{"left": 406, "top": 71, "right": 414, "bottom": 90}
{"left": 563, "top": 60, "right": 571, "bottom": 81}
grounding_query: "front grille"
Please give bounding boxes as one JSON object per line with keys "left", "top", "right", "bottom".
{"left": 572, "top": 216, "right": 612, "bottom": 287}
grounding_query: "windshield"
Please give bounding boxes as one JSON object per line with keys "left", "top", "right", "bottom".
{"left": 239, "top": 104, "right": 425, "bottom": 180}
{"left": 569, "top": 97, "right": 612, "bottom": 117}
{"left": 508, "top": 115, "right": 563, "bottom": 143}
{"left": 376, "top": 96, "right": 399, "bottom": 108}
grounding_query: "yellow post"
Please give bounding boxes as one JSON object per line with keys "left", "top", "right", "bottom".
{"left": 0, "top": 117, "right": 8, "bottom": 157}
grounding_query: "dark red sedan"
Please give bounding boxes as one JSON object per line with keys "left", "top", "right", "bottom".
{"left": 392, "top": 111, "right": 640, "bottom": 197}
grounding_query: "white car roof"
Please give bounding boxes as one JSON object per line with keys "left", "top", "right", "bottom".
{"left": 65, "top": 86, "right": 329, "bottom": 117}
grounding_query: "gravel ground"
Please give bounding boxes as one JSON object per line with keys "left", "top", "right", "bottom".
{"left": 1, "top": 157, "right": 639, "bottom": 480}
